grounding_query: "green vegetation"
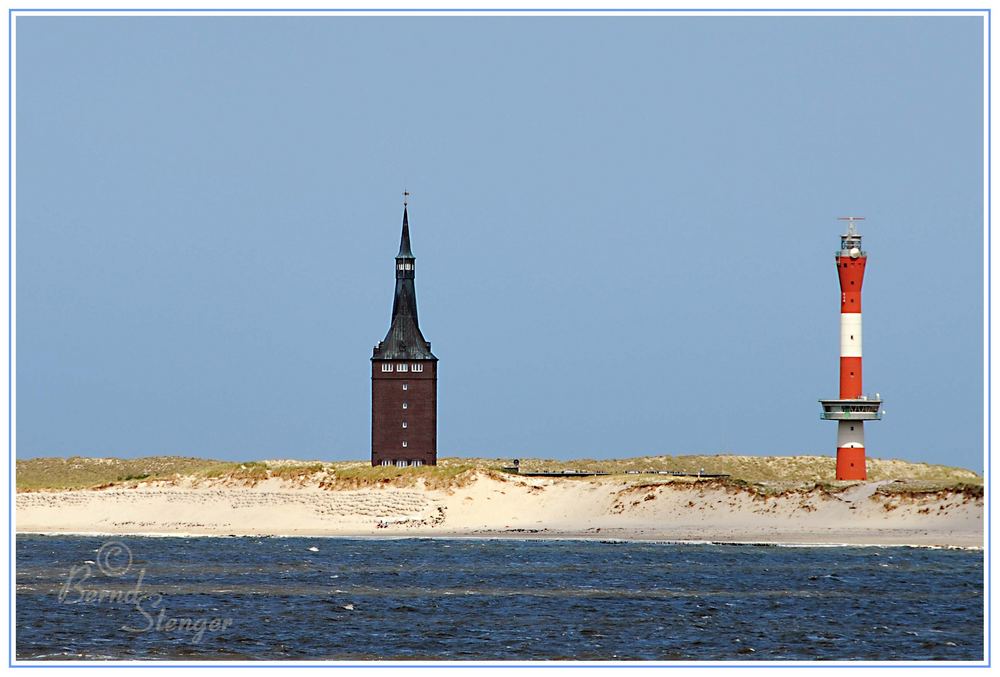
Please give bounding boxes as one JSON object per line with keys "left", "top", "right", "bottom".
{"left": 15, "top": 453, "right": 981, "bottom": 492}
{"left": 14, "top": 456, "right": 484, "bottom": 492}
{"left": 317, "top": 462, "right": 481, "bottom": 490}
{"left": 196, "top": 461, "right": 269, "bottom": 483}
{"left": 875, "top": 480, "right": 985, "bottom": 498}
{"left": 269, "top": 462, "right": 325, "bottom": 480}
{"left": 500, "top": 454, "right": 981, "bottom": 486}
{"left": 15, "top": 456, "right": 232, "bottom": 491}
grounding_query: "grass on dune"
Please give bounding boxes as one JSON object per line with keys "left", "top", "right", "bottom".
{"left": 15, "top": 456, "right": 235, "bottom": 491}
{"left": 501, "top": 455, "right": 981, "bottom": 486}
{"left": 14, "top": 456, "right": 483, "bottom": 491}
{"left": 15, "top": 454, "right": 981, "bottom": 492}
{"left": 317, "top": 463, "right": 480, "bottom": 490}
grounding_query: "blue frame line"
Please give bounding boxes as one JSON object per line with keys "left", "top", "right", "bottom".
{"left": 5, "top": 6, "right": 992, "bottom": 670}
{"left": 987, "top": 6, "right": 993, "bottom": 670}
{"left": 7, "top": 5, "right": 11, "bottom": 671}
{"left": 20, "top": 659, "right": 1000, "bottom": 669}
{"left": 1, "top": 661, "right": 994, "bottom": 669}
{"left": 3, "top": 6, "right": 996, "bottom": 11}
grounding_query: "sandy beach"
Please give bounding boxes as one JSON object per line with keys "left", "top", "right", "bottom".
{"left": 15, "top": 471, "right": 983, "bottom": 548}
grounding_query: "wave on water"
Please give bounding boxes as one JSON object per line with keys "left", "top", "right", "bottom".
{"left": 15, "top": 534, "right": 984, "bottom": 661}
{"left": 16, "top": 531, "right": 983, "bottom": 551}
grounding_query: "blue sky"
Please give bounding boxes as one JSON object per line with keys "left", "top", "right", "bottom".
{"left": 15, "top": 16, "right": 985, "bottom": 470}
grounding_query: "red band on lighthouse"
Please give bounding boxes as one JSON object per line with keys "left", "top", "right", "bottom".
{"left": 836, "top": 447, "right": 866, "bottom": 478}
{"left": 839, "top": 357, "right": 862, "bottom": 399}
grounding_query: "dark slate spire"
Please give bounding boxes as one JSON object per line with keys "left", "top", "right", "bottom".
{"left": 373, "top": 203, "right": 436, "bottom": 361}
{"left": 397, "top": 206, "right": 414, "bottom": 259}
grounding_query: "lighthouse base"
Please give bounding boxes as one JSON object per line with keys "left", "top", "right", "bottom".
{"left": 836, "top": 447, "right": 867, "bottom": 481}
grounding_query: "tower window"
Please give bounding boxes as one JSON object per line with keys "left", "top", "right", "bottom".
{"left": 381, "top": 459, "right": 391, "bottom": 466}
{"left": 402, "top": 441, "right": 408, "bottom": 448}
{"left": 412, "top": 460, "right": 423, "bottom": 467}
{"left": 397, "top": 364, "right": 408, "bottom": 372}
{"left": 381, "top": 363, "right": 393, "bottom": 372}
{"left": 402, "top": 402, "right": 408, "bottom": 410}
{"left": 396, "top": 459, "right": 406, "bottom": 467}
{"left": 402, "top": 422, "right": 407, "bottom": 429}
{"left": 402, "top": 384, "right": 408, "bottom": 391}
{"left": 411, "top": 363, "right": 424, "bottom": 373}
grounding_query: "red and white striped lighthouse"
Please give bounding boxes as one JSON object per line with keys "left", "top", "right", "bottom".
{"left": 820, "top": 217, "right": 883, "bottom": 481}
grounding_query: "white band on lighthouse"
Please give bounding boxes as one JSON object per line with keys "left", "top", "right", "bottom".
{"left": 839, "top": 313, "right": 863, "bottom": 357}
{"left": 837, "top": 420, "right": 865, "bottom": 448}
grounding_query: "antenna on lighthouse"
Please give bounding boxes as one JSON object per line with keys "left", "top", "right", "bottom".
{"left": 837, "top": 216, "right": 865, "bottom": 237}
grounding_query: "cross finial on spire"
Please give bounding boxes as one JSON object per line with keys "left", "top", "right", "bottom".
{"left": 403, "top": 190, "right": 410, "bottom": 207}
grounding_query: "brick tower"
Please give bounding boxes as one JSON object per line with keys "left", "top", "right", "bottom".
{"left": 371, "top": 196, "right": 438, "bottom": 467}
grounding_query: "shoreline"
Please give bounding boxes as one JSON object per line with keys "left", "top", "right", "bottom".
{"left": 14, "top": 529, "right": 984, "bottom": 550}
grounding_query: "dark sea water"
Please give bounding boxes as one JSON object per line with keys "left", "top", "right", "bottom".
{"left": 15, "top": 535, "right": 984, "bottom": 661}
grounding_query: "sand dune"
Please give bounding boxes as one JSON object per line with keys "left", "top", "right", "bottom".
{"left": 15, "top": 472, "right": 982, "bottom": 547}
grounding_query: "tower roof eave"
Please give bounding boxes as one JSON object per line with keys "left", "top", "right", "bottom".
{"left": 372, "top": 354, "right": 439, "bottom": 362}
